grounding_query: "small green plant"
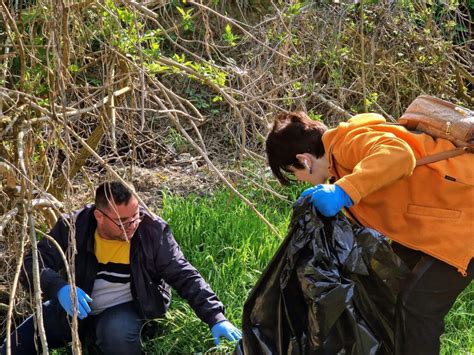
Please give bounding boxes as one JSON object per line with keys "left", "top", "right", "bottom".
{"left": 363, "top": 92, "right": 379, "bottom": 111}
{"left": 176, "top": 6, "right": 194, "bottom": 31}
{"left": 164, "top": 128, "right": 190, "bottom": 154}
{"left": 223, "top": 24, "right": 239, "bottom": 47}
{"left": 308, "top": 110, "right": 323, "bottom": 121}
{"left": 286, "top": 0, "right": 306, "bottom": 17}
{"left": 68, "top": 64, "right": 80, "bottom": 73}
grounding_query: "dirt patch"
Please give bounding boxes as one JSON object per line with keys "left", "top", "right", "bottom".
{"left": 129, "top": 161, "right": 220, "bottom": 210}
{"left": 70, "top": 155, "right": 220, "bottom": 211}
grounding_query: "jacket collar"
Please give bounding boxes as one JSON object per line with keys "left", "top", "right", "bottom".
{"left": 83, "top": 206, "right": 98, "bottom": 254}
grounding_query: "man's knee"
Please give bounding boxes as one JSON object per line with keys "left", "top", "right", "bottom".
{"left": 94, "top": 303, "right": 142, "bottom": 355}
{"left": 96, "top": 323, "right": 141, "bottom": 354}
{"left": 101, "top": 319, "right": 140, "bottom": 342}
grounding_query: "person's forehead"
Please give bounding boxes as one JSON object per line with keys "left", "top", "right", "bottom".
{"left": 107, "top": 197, "right": 139, "bottom": 217}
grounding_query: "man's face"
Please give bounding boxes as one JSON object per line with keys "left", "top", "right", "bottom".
{"left": 94, "top": 196, "right": 141, "bottom": 241}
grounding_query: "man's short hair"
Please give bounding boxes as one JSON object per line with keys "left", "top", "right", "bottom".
{"left": 266, "top": 111, "right": 328, "bottom": 185}
{"left": 95, "top": 181, "right": 133, "bottom": 210}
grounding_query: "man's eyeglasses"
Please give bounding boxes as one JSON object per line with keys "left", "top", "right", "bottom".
{"left": 98, "top": 209, "right": 144, "bottom": 229}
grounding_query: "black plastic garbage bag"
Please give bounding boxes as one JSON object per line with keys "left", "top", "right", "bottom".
{"left": 235, "top": 197, "right": 409, "bottom": 355}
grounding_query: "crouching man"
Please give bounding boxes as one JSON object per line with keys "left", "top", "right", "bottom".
{"left": 1, "top": 180, "right": 241, "bottom": 354}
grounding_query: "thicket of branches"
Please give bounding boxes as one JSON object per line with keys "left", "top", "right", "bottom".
{"left": 0, "top": 0, "right": 472, "bottom": 352}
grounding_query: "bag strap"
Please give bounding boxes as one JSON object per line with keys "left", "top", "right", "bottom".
{"left": 388, "top": 122, "right": 471, "bottom": 165}
{"left": 416, "top": 147, "right": 469, "bottom": 167}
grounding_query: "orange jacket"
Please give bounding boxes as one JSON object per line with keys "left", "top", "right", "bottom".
{"left": 322, "top": 113, "right": 474, "bottom": 275}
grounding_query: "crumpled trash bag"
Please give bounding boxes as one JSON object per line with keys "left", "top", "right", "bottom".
{"left": 235, "top": 197, "right": 409, "bottom": 355}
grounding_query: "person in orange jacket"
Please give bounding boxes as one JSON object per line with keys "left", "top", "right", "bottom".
{"left": 266, "top": 110, "right": 473, "bottom": 355}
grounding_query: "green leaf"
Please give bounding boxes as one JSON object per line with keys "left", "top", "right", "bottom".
{"left": 68, "top": 64, "right": 80, "bottom": 73}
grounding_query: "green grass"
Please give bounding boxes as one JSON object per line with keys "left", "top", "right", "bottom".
{"left": 441, "top": 281, "right": 474, "bottom": 355}
{"left": 144, "top": 186, "right": 473, "bottom": 354}
{"left": 143, "top": 186, "right": 297, "bottom": 354}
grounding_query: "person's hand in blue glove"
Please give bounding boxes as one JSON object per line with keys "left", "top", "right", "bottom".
{"left": 300, "top": 184, "right": 353, "bottom": 217}
{"left": 57, "top": 285, "right": 93, "bottom": 320}
{"left": 211, "top": 320, "right": 242, "bottom": 346}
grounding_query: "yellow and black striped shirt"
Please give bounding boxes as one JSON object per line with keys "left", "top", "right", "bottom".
{"left": 90, "top": 230, "right": 133, "bottom": 315}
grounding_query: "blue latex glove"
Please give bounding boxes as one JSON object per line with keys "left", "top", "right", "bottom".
{"left": 211, "top": 320, "right": 242, "bottom": 346}
{"left": 57, "top": 285, "right": 92, "bottom": 320}
{"left": 300, "top": 184, "right": 353, "bottom": 217}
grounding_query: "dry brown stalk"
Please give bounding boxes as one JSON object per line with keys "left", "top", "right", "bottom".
{"left": 4, "top": 213, "right": 27, "bottom": 355}
{"left": 0, "top": 2, "right": 26, "bottom": 89}
{"left": 0, "top": 2, "right": 473, "bottom": 350}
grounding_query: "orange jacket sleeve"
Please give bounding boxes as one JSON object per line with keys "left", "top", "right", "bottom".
{"left": 334, "top": 129, "right": 417, "bottom": 204}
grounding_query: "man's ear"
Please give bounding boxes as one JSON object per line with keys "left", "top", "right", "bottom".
{"left": 93, "top": 209, "right": 102, "bottom": 221}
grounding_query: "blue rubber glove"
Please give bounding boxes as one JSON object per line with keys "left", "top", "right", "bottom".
{"left": 211, "top": 320, "right": 242, "bottom": 346}
{"left": 57, "top": 285, "right": 92, "bottom": 320}
{"left": 300, "top": 184, "right": 353, "bottom": 217}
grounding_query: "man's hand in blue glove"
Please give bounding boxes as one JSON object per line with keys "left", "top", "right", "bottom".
{"left": 57, "top": 285, "right": 92, "bottom": 320}
{"left": 211, "top": 320, "right": 242, "bottom": 346}
{"left": 300, "top": 184, "right": 353, "bottom": 217}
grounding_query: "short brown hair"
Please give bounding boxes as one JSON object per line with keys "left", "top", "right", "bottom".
{"left": 95, "top": 181, "right": 133, "bottom": 210}
{"left": 266, "top": 111, "right": 327, "bottom": 185}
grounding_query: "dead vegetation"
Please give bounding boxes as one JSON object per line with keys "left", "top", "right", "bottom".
{"left": 0, "top": 0, "right": 472, "bottom": 352}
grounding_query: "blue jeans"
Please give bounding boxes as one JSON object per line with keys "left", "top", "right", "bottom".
{"left": 0, "top": 301, "right": 143, "bottom": 355}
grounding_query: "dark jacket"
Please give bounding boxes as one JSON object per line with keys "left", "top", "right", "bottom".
{"left": 22, "top": 205, "right": 226, "bottom": 327}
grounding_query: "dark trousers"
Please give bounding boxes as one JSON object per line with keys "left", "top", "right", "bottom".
{"left": 0, "top": 301, "right": 143, "bottom": 355}
{"left": 392, "top": 243, "right": 473, "bottom": 355}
